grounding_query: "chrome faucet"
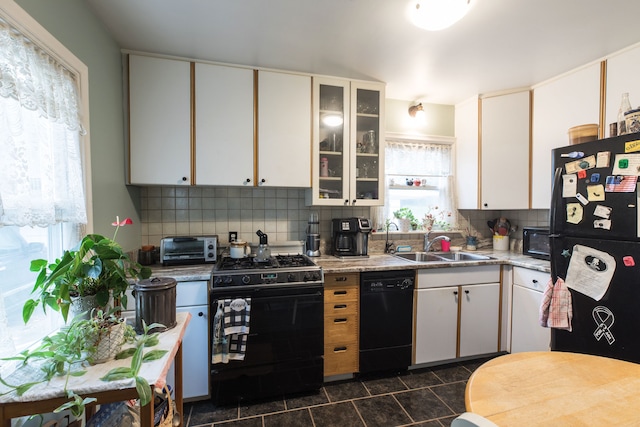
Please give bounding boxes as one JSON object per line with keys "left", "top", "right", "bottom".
{"left": 424, "top": 234, "right": 451, "bottom": 252}
{"left": 385, "top": 222, "right": 399, "bottom": 253}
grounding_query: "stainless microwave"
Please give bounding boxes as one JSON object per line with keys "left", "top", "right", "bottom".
{"left": 522, "top": 227, "right": 550, "bottom": 260}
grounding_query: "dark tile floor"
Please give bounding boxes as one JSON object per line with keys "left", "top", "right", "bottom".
{"left": 184, "top": 357, "right": 495, "bottom": 427}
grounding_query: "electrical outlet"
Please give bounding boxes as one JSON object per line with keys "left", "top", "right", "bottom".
{"left": 229, "top": 231, "right": 238, "bottom": 243}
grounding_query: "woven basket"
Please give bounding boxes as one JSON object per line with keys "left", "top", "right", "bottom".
{"left": 92, "top": 322, "right": 126, "bottom": 364}
{"left": 155, "top": 385, "right": 175, "bottom": 427}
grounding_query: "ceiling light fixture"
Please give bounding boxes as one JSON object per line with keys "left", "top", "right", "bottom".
{"left": 409, "top": 0, "right": 473, "bottom": 31}
{"left": 408, "top": 103, "right": 424, "bottom": 118}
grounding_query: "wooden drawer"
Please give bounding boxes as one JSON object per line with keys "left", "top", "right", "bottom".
{"left": 325, "top": 272, "right": 359, "bottom": 288}
{"left": 324, "top": 283, "right": 359, "bottom": 304}
{"left": 324, "top": 341, "right": 358, "bottom": 376}
{"left": 513, "top": 267, "right": 549, "bottom": 292}
{"left": 324, "top": 313, "right": 358, "bottom": 344}
{"left": 324, "top": 300, "right": 357, "bottom": 317}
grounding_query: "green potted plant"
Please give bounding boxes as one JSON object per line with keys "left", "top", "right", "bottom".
{"left": 23, "top": 217, "right": 152, "bottom": 324}
{"left": 393, "top": 207, "right": 417, "bottom": 232}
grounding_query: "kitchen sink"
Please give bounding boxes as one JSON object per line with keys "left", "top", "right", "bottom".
{"left": 394, "top": 251, "right": 494, "bottom": 263}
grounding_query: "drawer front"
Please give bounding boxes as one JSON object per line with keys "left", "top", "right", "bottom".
{"left": 324, "top": 341, "right": 358, "bottom": 376}
{"left": 324, "top": 284, "right": 359, "bottom": 304}
{"left": 324, "top": 300, "right": 357, "bottom": 317}
{"left": 324, "top": 313, "right": 358, "bottom": 344}
{"left": 513, "top": 267, "right": 549, "bottom": 292}
{"left": 324, "top": 272, "right": 359, "bottom": 288}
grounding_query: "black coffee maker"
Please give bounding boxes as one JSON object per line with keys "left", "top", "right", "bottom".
{"left": 332, "top": 217, "right": 372, "bottom": 257}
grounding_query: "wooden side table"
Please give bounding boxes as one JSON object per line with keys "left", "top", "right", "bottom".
{"left": 0, "top": 312, "right": 191, "bottom": 427}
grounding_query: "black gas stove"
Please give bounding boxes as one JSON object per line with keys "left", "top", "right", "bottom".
{"left": 212, "top": 254, "right": 323, "bottom": 289}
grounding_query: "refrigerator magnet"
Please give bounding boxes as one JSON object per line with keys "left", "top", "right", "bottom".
{"left": 590, "top": 173, "right": 600, "bottom": 182}
{"left": 622, "top": 256, "right": 635, "bottom": 267}
{"left": 577, "top": 170, "right": 587, "bottom": 179}
{"left": 586, "top": 184, "right": 605, "bottom": 201}
{"left": 562, "top": 174, "right": 577, "bottom": 197}
{"left": 565, "top": 155, "right": 596, "bottom": 174}
{"left": 593, "top": 219, "right": 611, "bottom": 230}
{"left": 605, "top": 175, "right": 637, "bottom": 192}
{"left": 575, "top": 193, "right": 589, "bottom": 205}
{"left": 593, "top": 205, "right": 612, "bottom": 219}
{"left": 612, "top": 154, "right": 640, "bottom": 175}
{"left": 566, "top": 202, "right": 583, "bottom": 224}
{"left": 565, "top": 244, "right": 616, "bottom": 301}
{"left": 596, "top": 151, "right": 610, "bottom": 168}
{"left": 592, "top": 306, "right": 616, "bottom": 345}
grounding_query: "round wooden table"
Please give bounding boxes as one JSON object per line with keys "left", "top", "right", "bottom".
{"left": 466, "top": 351, "right": 640, "bottom": 426}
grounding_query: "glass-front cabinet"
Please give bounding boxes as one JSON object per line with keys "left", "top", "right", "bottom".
{"left": 307, "top": 78, "right": 385, "bottom": 206}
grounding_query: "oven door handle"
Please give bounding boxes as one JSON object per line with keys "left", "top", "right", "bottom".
{"left": 213, "top": 289, "right": 322, "bottom": 300}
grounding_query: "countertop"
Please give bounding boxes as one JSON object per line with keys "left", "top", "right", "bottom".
{"left": 144, "top": 251, "right": 550, "bottom": 282}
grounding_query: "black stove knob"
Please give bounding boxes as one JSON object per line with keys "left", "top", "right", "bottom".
{"left": 242, "top": 275, "right": 251, "bottom": 284}
{"left": 214, "top": 276, "right": 223, "bottom": 285}
{"left": 208, "top": 244, "right": 214, "bottom": 250}
{"left": 207, "top": 252, "right": 215, "bottom": 258}
{"left": 310, "top": 272, "right": 320, "bottom": 281}
{"left": 223, "top": 276, "right": 233, "bottom": 284}
{"left": 287, "top": 273, "right": 297, "bottom": 282}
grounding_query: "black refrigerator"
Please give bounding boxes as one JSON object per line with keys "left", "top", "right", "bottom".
{"left": 550, "top": 132, "right": 640, "bottom": 363}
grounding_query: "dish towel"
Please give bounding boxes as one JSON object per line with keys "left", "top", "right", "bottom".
{"left": 212, "top": 298, "right": 251, "bottom": 364}
{"left": 539, "top": 277, "right": 573, "bottom": 331}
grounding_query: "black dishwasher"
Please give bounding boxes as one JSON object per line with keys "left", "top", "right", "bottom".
{"left": 359, "top": 270, "right": 414, "bottom": 374}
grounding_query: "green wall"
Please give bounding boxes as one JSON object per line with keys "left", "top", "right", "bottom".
{"left": 386, "top": 98, "right": 454, "bottom": 137}
{"left": 15, "top": 0, "right": 141, "bottom": 251}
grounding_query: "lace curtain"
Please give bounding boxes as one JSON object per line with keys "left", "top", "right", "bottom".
{"left": 0, "top": 18, "right": 87, "bottom": 226}
{"left": 377, "top": 139, "right": 457, "bottom": 229}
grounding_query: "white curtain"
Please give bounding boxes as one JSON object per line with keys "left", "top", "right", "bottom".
{"left": 0, "top": 19, "right": 87, "bottom": 227}
{"left": 383, "top": 139, "right": 457, "bottom": 228}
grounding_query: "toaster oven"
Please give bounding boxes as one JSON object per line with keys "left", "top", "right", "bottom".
{"left": 160, "top": 235, "right": 217, "bottom": 265}
{"left": 522, "top": 227, "right": 550, "bottom": 260}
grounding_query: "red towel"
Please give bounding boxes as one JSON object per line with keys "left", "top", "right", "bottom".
{"left": 539, "top": 277, "right": 573, "bottom": 331}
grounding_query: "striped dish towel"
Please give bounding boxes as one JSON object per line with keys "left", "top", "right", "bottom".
{"left": 539, "top": 277, "right": 573, "bottom": 331}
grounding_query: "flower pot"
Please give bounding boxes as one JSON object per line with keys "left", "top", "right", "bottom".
{"left": 92, "top": 322, "right": 127, "bottom": 364}
{"left": 397, "top": 218, "right": 411, "bottom": 232}
{"left": 70, "top": 294, "right": 103, "bottom": 321}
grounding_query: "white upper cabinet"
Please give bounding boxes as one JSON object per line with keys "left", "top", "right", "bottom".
{"left": 606, "top": 45, "right": 640, "bottom": 135}
{"left": 531, "top": 63, "right": 601, "bottom": 209}
{"left": 480, "top": 90, "right": 530, "bottom": 210}
{"left": 128, "top": 55, "right": 191, "bottom": 185}
{"left": 455, "top": 91, "right": 530, "bottom": 210}
{"left": 194, "top": 63, "right": 254, "bottom": 186}
{"left": 257, "top": 70, "right": 311, "bottom": 187}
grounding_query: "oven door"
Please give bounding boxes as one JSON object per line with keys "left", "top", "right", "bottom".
{"left": 210, "top": 284, "right": 324, "bottom": 404}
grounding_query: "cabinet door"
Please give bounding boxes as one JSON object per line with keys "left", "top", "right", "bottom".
{"left": 459, "top": 283, "right": 500, "bottom": 358}
{"left": 129, "top": 55, "right": 191, "bottom": 185}
{"left": 310, "top": 77, "right": 351, "bottom": 205}
{"left": 480, "top": 91, "right": 530, "bottom": 209}
{"left": 350, "top": 81, "right": 385, "bottom": 206}
{"left": 176, "top": 305, "right": 209, "bottom": 399}
{"left": 195, "top": 63, "right": 254, "bottom": 186}
{"left": 454, "top": 97, "right": 480, "bottom": 209}
{"left": 257, "top": 71, "right": 311, "bottom": 187}
{"left": 511, "top": 284, "right": 550, "bottom": 353}
{"left": 414, "top": 287, "right": 458, "bottom": 364}
{"left": 531, "top": 63, "right": 600, "bottom": 209}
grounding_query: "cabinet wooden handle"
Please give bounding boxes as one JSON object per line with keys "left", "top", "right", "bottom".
{"left": 333, "top": 290, "right": 348, "bottom": 295}
{"left": 334, "top": 276, "right": 348, "bottom": 282}
{"left": 334, "top": 304, "right": 347, "bottom": 309}
{"left": 334, "top": 318, "right": 348, "bottom": 323}
{"left": 333, "top": 347, "right": 348, "bottom": 353}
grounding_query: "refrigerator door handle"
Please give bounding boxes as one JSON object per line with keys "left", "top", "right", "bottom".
{"left": 549, "top": 167, "right": 563, "bottom": 236}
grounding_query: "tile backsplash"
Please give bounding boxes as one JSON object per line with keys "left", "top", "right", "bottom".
{"left": 139, "top": 186, "right": 549, "bottom": 253}
{"left": 139, "top": 186, "right": 370, "bottom": 248}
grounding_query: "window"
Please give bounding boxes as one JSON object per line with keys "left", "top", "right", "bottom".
{"left": 382, "top": 136, "right": 456, "bottom": 231}
{"left": 0, "top": 2, "right": 90, "bottom": 358}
